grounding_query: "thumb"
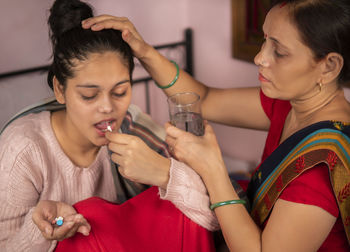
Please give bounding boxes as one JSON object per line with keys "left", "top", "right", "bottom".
{"left": 203, "top": 120, "right": 214, "bottom": 134}
{"left": 36, "top": 219, "right": 54, "bottom": 237}
{"left": 77, "top": 225, "right": 90, "bottom": 236}
{"left": 165, "top": 123, "right": 188, "bottom": 138}
{"left": 203, "top": 122, "right": 220, "bottom": 144}
{"left": 122, "top": 29, "right": 141, "bottom": 47}
{"left": 202, "top": 121, "right": 216, "bottom": 139}
{"left": 32, "top": 209, "right": 54, "bottom": 236}
{"left": 121, "top": 30, "right": 148, "bottom": 59}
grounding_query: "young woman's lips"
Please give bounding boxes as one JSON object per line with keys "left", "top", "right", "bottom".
{"left": 95, "top": 120, "right": 115, "bottom": 136}
{"left": 259, "top": 73, "right": 270, "bottom": 82}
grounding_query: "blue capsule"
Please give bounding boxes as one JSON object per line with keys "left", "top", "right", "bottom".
{"left": 55, "top": 216, "right": 64, "bottom": 226}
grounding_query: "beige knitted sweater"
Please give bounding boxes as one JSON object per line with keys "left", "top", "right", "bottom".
{"left": 0, "top": 110, "right": 218, "bottom": 252}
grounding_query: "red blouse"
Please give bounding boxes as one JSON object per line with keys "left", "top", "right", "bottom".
{"left": 259, "top": 91, "right": 349, "bottom": 251}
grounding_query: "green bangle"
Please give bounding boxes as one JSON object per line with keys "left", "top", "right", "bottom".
{"left": 210, "top": 199, "right": 246, "bottom": 210}
{"left": 155, "top": 60, "right": 179, "bottom": 89}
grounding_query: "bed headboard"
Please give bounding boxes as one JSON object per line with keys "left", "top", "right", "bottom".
{"left": 0, "top": 28, "right": 193, "bottom": 115}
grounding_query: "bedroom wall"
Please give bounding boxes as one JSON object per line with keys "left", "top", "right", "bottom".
{"left": 186, "top": 0, "right": 266, "bottom": 166}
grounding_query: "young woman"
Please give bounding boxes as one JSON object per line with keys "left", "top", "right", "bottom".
{"left": 83, "top": 0, "right": 350, "bottom": 251}
{"left": 0, "top": 0, "right": 220, "bottom": 251}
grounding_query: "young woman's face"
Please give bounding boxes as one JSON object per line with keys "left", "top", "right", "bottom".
{"left": 254, "top": 5, "right": 323, "bottom": 100}
{"left": 57, "top": 51, "right": 132, "bottom": 147}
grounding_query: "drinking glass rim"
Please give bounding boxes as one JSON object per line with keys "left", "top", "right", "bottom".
{"left": 167, "top": 92, "right": 200, "bottom": 107}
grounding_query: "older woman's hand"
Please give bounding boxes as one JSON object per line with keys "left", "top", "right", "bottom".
{"left": 165, "top": 121, "right": 228, "bottom": 184}
{"left": 105, "top": 132, "right": 171, "bottom": 189}
{"left": 32, "top": 200, "right": 90, "bottom": 241}
{"left": 81, "top": 15, "right": 150, "bottom": 60}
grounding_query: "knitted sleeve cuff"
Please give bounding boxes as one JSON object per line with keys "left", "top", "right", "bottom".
{"left": 159, "top": 158, "right": 220, "bottom": 231}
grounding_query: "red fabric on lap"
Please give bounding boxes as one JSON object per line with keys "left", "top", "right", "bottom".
{"left": 55, "top": 187, "right": 215, "bottom": 252}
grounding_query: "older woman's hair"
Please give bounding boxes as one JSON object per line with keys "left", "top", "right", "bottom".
{"left": 47, "top": 0, "right": 134, "bottom": 90}
{"left": 272, "top": 0, "right": 350, "bottom": 85}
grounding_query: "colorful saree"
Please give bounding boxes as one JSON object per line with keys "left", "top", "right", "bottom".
{"left": 247, "top": 120, "right": 350, "bottom": 245}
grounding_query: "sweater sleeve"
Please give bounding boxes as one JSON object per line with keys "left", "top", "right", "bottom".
{"left": 0, "top": 140, "right": 57, "bottom": 252}
{"left": 158, "top": 158, "right": 220, "bottom": 231}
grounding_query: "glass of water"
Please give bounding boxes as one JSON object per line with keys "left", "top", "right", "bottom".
{"left": 167, "top": 92, "right": 204, "bottom": 136}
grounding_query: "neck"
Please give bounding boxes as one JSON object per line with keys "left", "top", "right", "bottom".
{"left": 289, "top": 83, "right": 341, "bottom": 122}
{"left": 51, "top": 110, "right": 100, "bottom": 167}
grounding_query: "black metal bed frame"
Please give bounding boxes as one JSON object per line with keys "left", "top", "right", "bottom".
{"left": 0, "top": 28, "right": 193, "bottom": 114}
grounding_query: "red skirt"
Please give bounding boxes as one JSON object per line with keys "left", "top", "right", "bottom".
{"left": 55, "top": 186, "right": 215, "bottom": 252}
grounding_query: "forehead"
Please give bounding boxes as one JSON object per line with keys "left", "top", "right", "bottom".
{"left": 263, "top": 5, "right": 306, "bottom": 49}
{"left": 73, "top": 52, "right": 128, "bottom": 75}
{"left": 74, "top": 51, "right": 125, "bottom": 68}
{"left": 67, "top": 51, "right": 130, "bottom": 86}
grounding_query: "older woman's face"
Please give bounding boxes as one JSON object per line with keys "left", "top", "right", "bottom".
{"left": 254, "top": 5, "right": 323, "bottom": 101}
{"left": 57, "top": 51, "right": 132, "bottom": 147}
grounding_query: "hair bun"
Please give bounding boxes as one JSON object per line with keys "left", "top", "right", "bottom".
{"left": 48, "top": 0, "right": 93, "bottom": 41}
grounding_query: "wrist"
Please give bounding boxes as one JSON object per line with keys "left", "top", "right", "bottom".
{"left": 200, "top": 162, "right": 228, "bottom": 189}
{"left": 156, "top": 157, "right": 171, "bottom": 190}
{"left": 138, "top": 44, "right": 159, "bottom": 63}
{"left": 203, "top": 169, "right": 237, "bottom": 203}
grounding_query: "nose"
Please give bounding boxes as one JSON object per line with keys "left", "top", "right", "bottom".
{"left": 254, "top": 50, "right": 262, "bottom": 66}
{"left": 254, "top": 45, "right": 270, "bottom": 67}
{"left": 98, "top": 95, "right": 113, "bottom": 114}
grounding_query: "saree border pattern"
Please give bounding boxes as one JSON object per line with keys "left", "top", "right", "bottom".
{"left": 249, "top": 121, "right": 350, "bottom": 244}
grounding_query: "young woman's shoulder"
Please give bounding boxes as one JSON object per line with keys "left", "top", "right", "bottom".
{"left": 1, "top": 111, "right": 51, "bottom": 143}
{"left": 0, "top": 111, "right": 53, "bottom": 173}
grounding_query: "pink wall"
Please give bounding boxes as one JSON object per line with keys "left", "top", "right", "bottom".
{"left": 186, "top": 0, "right": 266, "bottom": 164}
{"left": 0, "top": 0, "right": 54, "bottom": 129}
{"left": 0, "top": 0, "right": 269, "bottom": 165}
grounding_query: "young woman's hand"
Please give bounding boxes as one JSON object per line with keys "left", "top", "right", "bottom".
{"left": 32, "top": 200, "right": 90, "bottom": 241}
{"left": 165, "top": 121, "right": 228, "bottom": 185}
{"left": 105, "top": 132, "right": 171, "bottom": 189}
{"left": 81, "top": 15, "right": 150, "bottom": 59}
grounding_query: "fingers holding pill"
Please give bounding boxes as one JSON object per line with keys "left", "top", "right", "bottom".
{"left": 33, "top": 200, "right": 90, "bottom": 241}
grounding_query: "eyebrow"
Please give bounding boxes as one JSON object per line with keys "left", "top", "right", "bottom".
{"left": 262, "top": 24, "right": 289, "bottom": 50}
{"left": 76, "top": 79, "right": 130, "bottom": 88}
{"left": 268, "top": 36, "right": 290, "bottom": 50}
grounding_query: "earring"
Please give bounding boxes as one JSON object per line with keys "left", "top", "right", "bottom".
{"left": 318, "top": 82, "right": 323, "bottom": 92}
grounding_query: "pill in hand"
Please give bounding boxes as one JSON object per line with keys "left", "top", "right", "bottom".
{"left": 55, "top": 216, "right": 64, "bottom": 226}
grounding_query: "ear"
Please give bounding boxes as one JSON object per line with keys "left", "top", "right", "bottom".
{"left": 53, "top": 76, "right": 66, "bottom": 104}
{"left": 319, "top": 52, "right": 344, "bottom": 84}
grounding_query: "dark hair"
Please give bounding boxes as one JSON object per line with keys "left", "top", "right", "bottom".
{"left": 272, "top": 0, "right": 350, "bottom": 85}
{"left": 47, "top": 0, "right": 134, "bottom": 89}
